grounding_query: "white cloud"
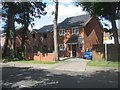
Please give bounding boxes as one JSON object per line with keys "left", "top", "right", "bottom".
{"left": 45, "top": 3, "right": 86, "bottom": 17}
{"left": 33, "top": 2, "right": 87, "bottom": 29}
{"left": 58, "top": 0, "right": 73, "bottom": 3}
{"left": 58, "top": 4, "right": 86, "bottom": 17}
{"left": 44, "top": 0, "right": 73, "bottom": 3}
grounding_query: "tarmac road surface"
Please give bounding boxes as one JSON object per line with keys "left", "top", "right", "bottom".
{"left": 1, "top": 59, "right": 119, "bottom": 88}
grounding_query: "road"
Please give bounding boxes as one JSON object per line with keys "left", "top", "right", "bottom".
{"left": 1, "top": 62, "right": 119, "bottom": 88}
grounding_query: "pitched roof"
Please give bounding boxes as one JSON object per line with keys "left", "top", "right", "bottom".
{"left": 66, "top": 35, "right": 83, "bottom": 44}
{"left": 38, "top": 14, "right": 92, "bottom": 33}
{"left": 59, "top": 14, "right": 91, "bottom": 28}
{"left": 38, "top": 24, "right": 54, "bottom": 33}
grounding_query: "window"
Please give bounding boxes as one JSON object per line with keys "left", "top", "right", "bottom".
{"left": 59, "top": 29, "right": 65, "bottom": 36}
{"left": 32, "top": 34, "right": 35, "bottom": 38}
{"left": 72, "top": 27, "right": 79, "bottom": 34}
{"left": 59, "top": 44, "right": 65, "bottom": 51}
{"left": 43, "top": 33, "right": 47, "bottom": 38}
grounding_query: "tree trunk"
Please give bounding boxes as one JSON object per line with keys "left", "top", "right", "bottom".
{"left": 20, "top": 12, "right": 29, "bottom": 59}
{"left": 21, "top": 26, "right": 28, "bottom": 59}
{"left": 53, "top": 0, "right": 59, "bottom": 61}
{"left": 2, "top": 28, "right": 10, "bottom": 58}
{"left": 111, "top": 3, "right": 119, "bottom": 44}
{"left": 2, "top": 3, "right": 15, "bottom": 58}
{"left": 13, "top": 26, "right": 16, "bottom": 58}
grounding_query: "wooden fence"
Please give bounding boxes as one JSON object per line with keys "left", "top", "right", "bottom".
{"left": 92, "top": 44, "right": 120, "bottom": 61}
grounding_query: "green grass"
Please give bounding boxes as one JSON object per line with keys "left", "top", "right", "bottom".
{"left": 2, "top": 59, "right": 58, "bottom": 64}
{"left": 16, "top": 60, "right": 58, "bottom": 64}
{"left": 87, "top": 60, "right": 120, "bottom": 67}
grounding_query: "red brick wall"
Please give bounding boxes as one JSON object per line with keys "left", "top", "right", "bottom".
{"left": 25, "top": 32, "right": 53, "bottom": 53}
{"left": 57, "top": 27, "right": 84, "bottom": 57}
{"left": 33, "top": 53, "right": 55, "bottom": 62}
{"left": 84, "top": 16, "right": 103, "bottom": 49}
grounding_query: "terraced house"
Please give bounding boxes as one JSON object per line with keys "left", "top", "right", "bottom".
{"left": 31, "top": 14, "right": 103, "bottom": 59}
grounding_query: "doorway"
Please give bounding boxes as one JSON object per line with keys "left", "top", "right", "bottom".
{"left": 72, "top": 45, "right": 76, "bottom": 57}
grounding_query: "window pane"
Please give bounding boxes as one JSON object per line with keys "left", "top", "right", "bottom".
{"left": 72, "top": 27, "right": 79, "bottom": 34}
{"left": 59, "top": 44, "right": 65, "bottom": 51}
{"left": 59, "top": 29, "right": 65, "bottom": 36}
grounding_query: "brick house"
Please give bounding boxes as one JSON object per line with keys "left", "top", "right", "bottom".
{"left": 1, "top": 14, "right": 103, "bottom": 60}
{"left": 36, "top": 14, "right": 103, "bottom": 58}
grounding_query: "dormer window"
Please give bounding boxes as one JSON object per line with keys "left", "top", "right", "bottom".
{"left": 59, "top": 29, "right": 65, "bottom": 36}
{"left": 72, "top": 27, "right": 79, "bottom": 34}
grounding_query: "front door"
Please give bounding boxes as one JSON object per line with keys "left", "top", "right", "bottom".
{"left": 72, "top": 45, "right": 76, "bottom": 57}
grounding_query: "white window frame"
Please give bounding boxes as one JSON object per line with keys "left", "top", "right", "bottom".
{"left": 59, "top": 44, "right": 66, "bottom": 51}
{"left": 59, "top": 29, "right": 65, "bottom": 36}
{"left": 72, "top": 27, "right": 79, "bottom": 34}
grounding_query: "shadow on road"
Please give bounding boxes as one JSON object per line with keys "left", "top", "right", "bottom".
{"left": 2, "top": 66, "right": 119, "bottom": 88}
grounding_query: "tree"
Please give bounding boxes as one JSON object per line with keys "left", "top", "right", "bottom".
{"left": 2, "top": 1, "right": 46, "bottom": 59}
{"left": 15, "top": 2, "right": 46, "bottom": 59}
{"left": 76, "top": 1, "right": 120, "bottom": 44}
{"left": 2, "top": 2, "right": 16, "bottom": 58}
{"left": 53, "top": 0, "right": 59, "bottom": 61}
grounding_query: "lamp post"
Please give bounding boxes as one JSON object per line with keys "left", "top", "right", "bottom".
{"left": 105, "top": 43, "right": 107, "bottom": 61}
{"left": 104, "top": 37, "right": 107, "bottom": 61}
{"left": 40, "top": 36, "right": 43, "bottom": 61}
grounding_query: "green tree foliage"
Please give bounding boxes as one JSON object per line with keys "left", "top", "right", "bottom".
{"left": 2, "top": 1, "right": 46, "bottom": 59}
{"left": 2, "top": 2, "right": 16, "bottom": 58}
{"left": 76, "top": 1, "right": 120, "bottom": 44}
{"left": 15, "top": 2, "right": 46, "bottom": 59}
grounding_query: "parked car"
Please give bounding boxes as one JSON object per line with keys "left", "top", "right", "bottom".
{"left": 82, "top": 48, "right": 92, "bottom": 60}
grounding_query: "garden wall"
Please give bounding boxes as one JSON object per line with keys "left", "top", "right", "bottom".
{"left": 92, "top": 44, "right": 120, "bottom": 61}
{"left": 33, "top": 53, "right": 55, "bottom": 62}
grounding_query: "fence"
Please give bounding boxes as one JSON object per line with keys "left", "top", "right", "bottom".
{"left": 92, "top": 44, "right": 120, "bottom": 61}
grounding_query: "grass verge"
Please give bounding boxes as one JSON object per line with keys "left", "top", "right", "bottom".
{"left": 2, "top": 59, "right": 58, "bottom": 64}
{"left": 87, "top": 60, "right": 120, "bottom": 67}
{"left": 16, "top": 60, "right": 58, "bottom": 64}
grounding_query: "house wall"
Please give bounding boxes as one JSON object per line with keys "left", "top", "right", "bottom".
{"left": 58, "top": 27, "right": 84, "bottom": 57}
{"left": 58, "top": 28, "right": 71, "bottom": 57}
{"left": 25, "top": 31, "right": 54, "bottom": 52}
{"left": 84, "top": 16, "right": 103, "bottom": 49}
{"left": 57, "top": 16, "right": 103, "bottom": 58}
{"left": 43, "top": 32, "right": 54, "bottom": 52}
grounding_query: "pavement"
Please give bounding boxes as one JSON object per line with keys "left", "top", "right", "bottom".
{"left": 1, "top": 58, "right": 119, "bottom": 72}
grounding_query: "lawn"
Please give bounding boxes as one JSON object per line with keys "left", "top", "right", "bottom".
{"left": 2, "top": 59, "right": 58, "bottom": 64}
{"left": 87, "top": 60, "right": 120, "bottom": 67}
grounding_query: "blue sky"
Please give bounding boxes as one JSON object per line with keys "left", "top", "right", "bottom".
{"left": 28, "top": 0, "right": 116, "bottom": 30}
{"left": 1, "top": 0, "right": 119, "bottom": 31}
{"left": 28, "top": 0, "right": 87, "bottom": 30}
